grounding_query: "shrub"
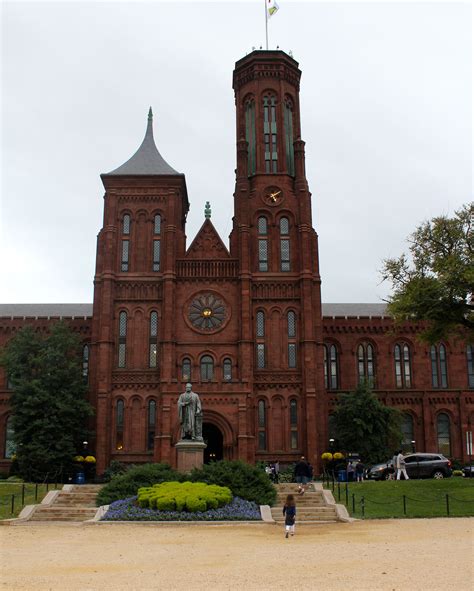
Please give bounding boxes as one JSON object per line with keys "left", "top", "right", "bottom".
{"left": 452, "top": 470, "right": 463, "bottom": 477}
{"left": 138, "top": 482, "right": 232, "bottom": 513}
{"left": 102, "top": 495, "right": 262, "bottom": 521}
{"left": 188, "top": 460, "right": 276, "bottom": 506}
{"left": 96, "top": 463, "right": 182, "bottom": 506}
{"left": 102, "top": 460, "right": 129, "bottom": 482}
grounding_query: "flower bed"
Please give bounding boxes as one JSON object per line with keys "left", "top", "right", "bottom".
{"left": 101, "top": 495, "right": 262, "bottom": 522}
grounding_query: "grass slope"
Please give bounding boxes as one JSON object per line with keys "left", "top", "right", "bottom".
{"left": 326, "top": 478, "right": 474, "bottom": 518}
{"left": 0, "top": 483, "right": 49, "bottom": 519}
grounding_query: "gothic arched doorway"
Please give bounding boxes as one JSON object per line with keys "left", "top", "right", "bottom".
{"left": 203, "top": 422, "right": 223, "bottom": 463}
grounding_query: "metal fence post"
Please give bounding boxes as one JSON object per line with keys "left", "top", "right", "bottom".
{"left": 11, "top": 494, "right": 15, "bottom": 515}
{"left": 337, "top": 480, "right": 341, "bottom": 501}
{"left": 403, "top": 495, "right": 406, "bottom": 516}
{"left": 35, "top": 484, "right": 38, "bottom": 501}
{"left": 361, "top": 496, "right": 365, "bottom": 518}
{"left": 46, "top": 482, "right": 49, "bottom": 492}
{"left": 352, "top": 493, "right": 355, "bottom": 514}
{"left": 345, "top": 482, "right": 349, "bottom": 506}
{"left": 446, "top": 494, "right": 450, "bottom": 517}
{"left": 21, "top": 484, "right": 25, "bottom": 507}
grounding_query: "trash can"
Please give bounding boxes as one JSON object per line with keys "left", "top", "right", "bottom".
{"left": 337, "top": 470, "right": 347, "bottom": 482}
{"left": 74, "top": 471, "right": 85, "bottom": 484}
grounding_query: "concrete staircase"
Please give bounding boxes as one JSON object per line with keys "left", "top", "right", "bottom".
{"left": 28, "top": 484, "right": 102, "bottom": 522}
{"left": 271, "top": 483, "right": 338, "bottom": 523}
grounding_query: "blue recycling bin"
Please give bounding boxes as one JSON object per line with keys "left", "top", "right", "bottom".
{"left": 74, "top": 471, "right": 85, "bottom": 484}
{"left": 337, "top": 470, "right": 347, "bottom": 482}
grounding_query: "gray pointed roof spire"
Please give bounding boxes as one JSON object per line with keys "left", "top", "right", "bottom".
{"left": 104, "top": 108, "right": 180, "bottom": 176}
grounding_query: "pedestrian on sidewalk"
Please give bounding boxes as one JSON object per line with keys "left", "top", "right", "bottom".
{"left": 395, "top": 450, "right": 409, "bottom": 480}
{"left": 283, "top": 494, "right": 296, "bottom": 538}
{"left": 294, "top": 456, "right": 311, "bottom": 494}
{"left": 355, "top": 461, "right": 365, "bottom": 482}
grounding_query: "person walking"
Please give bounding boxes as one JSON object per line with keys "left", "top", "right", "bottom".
{"left": 294, "top": 456, "right": 311, "bottom": 494}
{"left": 273, "top": 460, "right": 280, "bottom": 484}
{"left": 355, "top": 461, "right": 364, "bottom": 482}
{"left": 395, "top": 450, "right": 409, "bottom": 480}
{"left": 347, "top": 461, "right": 355, "bottom": 482}
{"left": 283, "top": 494, "right": 296, "bottom": 538}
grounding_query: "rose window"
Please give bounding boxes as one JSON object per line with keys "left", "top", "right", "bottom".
{"left": 189, "top": 294, "right": 226, "bottom": 331}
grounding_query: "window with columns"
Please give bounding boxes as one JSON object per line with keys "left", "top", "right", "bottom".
{"left": 263, "top": 94, "right": 278, "bottom": 172}
{"left": 82, "top": 344, "right": 89, "bottom": 382}
{"left": 182, "top": 358, "right": 191, "bottom": 381}
{"left": 467, "top": 345, "right": 474, "bottom": 388}
{"left": 200, "top": 356, "right": 214, "bottom": 381}
{"left": 437, "top": 413, "right": 451, "bottom": 456}
{"left": 290, "top": 399, "right": 298, "bottom": 449}
{"left": 394, "top": 343, "right": 412, "bottom": 388}
{"left": 118, "top": 312, "right": 127, "bottom": 368}
{"left": 324, "top": 344, "right": 339, "bottom": 390}
{"left": 121, "top": 214, "right": 130, "bottom": 272}
{"left": 431, "top": 344, "right": 448, "bottom": 388}
{"left": 401, "top": 413, "right": 414, "bottom": 453}
{"left": 357, "top": 343, "right": 375, "bottom": 386}
{"left": 223, "top": 358, "right": 232, "bottom": 382}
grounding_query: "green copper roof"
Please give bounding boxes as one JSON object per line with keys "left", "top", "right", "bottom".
{"left": 104, "top": 108, "right": 181, "bottom": 176}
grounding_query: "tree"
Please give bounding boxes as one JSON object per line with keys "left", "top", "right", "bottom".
{"left": 0, "top": 322, "right": 93, "bottom": 481}
{"left": 381, "top": 203, "right": 474, "bottom": 343}
{"left": 332, "top": 383, "right": 402, "bottom": 464}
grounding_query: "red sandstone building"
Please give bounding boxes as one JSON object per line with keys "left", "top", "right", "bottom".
{"left": 1, "top": 51, "right": 473, "bottom": 474}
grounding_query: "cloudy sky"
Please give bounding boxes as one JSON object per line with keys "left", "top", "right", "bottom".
{"left": 1, "top": 0, "right": 471, "bottom": 304}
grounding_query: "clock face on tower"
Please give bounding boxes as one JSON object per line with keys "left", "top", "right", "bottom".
{"left": 262, "top": 186, "right": 284, "bottom": 206}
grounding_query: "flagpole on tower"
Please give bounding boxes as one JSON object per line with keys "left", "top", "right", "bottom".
{"left": 265, "top": 0, "right": 269, "bottom": 50}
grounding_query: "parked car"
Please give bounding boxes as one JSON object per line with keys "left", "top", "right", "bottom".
{"left": 367, "top": 453, "right": 452, "bottom": 480}
{"left": 462, "top": 465, "right": 474, "bottom": 478}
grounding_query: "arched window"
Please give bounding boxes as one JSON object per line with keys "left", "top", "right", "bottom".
{"left": 357, "top": 343, "right": 375, "bottom": 386}
{"left": 431, "top": 344, "right": 448, "bottom": 388}
{"left": 284, "top": 98, "right": 295, "bottom": 176}
{"left": 287, "top": 311, "right": 297, "bottom": 368}
{"left": 4, "top": 416, "right": 15, "bottom": 459}
{"left": 223, "top": 358, "right": 232, "bottom": 382}
{"left": 263, "top": 94, "right": 278, "bottom": 172}
{"left": 258, "top": 400, "right": 266, "bottom": 450}
{"left": 467, "top": 345, "right": 474, "bottom": 388}
{"left": 280, "top": 217, "right": 290, "bottom": 272}
{"left": 118, "top": 312, "right": 127, "bottom": 368}
{"left": 256, "top": 311, "right": 265, "bottom": 368}
{"left": 82, "top": 344, "right": 89, "bottom": 381}
{"left": 200, "top": 355, "right": 214, "bottom": 381}
{"left": 394, "top": 343, "right": 411, "bottom": 388}
{"left": 324, "top": 344, "right": 338, "bottom": 390}
{"left": 149, "top": 312, "right": 158, "bottom": 368}
{"left": 121, "top": 214, "right": 130, "bottom": 272}
{"left": 290, "top": 399, "right": 298, "bottom": 449}
{"left": 437, "top": 413, "right": 451, "bottom": 456}
{"left": 245, "top": 98, "right": 256, "bottom": 175}
{"left": 401, "top": 414, "right": 414, "bottom": 454}
{"left": 258, "top": 216, "right": 268, "bottom": 272}
{"left": 122, "top": 214, "right": 131, "bottom": 235}
{"left": 152, "top": 214, "right": 162, "bottom": 272}
{"left": 182, "top": 358, "right": 191, "bottom": 381}
{"left": 116, "top": 400, "right": 124, "bottom": 450}
{"left": 147, "top": 400, "right": 156, "bottom": 451}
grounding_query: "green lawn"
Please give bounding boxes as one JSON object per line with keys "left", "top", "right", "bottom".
{"left": 325, "top": 477, "right": 474, "bottom": 518}
{"left": 0, "top": 482, "right": 50, "bottom": 519}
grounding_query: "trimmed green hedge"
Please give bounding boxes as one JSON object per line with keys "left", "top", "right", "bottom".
{"left": 138, "top": 481, "right": 232, "bottom": 512}
{"left": 96, "top": 463, "right": 183, "bottom": 506}
{"left": 188, "top": 460, "right": 276, "bottom": 506}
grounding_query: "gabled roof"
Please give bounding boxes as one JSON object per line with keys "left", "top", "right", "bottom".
{"left": 185, "top": 219, "right": 231, "bottom": 260}
{"left": 103, "top": 108, "right": 181, "bottom": 176}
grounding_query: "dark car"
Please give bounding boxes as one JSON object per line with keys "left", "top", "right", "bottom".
{"left": 462, "top": 465, "right": 474, "bottom": 478}
{"left": 367, "top": 453, "right": 452, "bottom": 480}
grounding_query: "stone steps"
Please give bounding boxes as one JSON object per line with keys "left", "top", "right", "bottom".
{"left": 273, "top": 483, "right": 338, "bottom": 523}
{"left": 27, "top": 484, "right": 103, "bottom": 522}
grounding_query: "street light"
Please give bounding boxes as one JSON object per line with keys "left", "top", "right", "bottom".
{"left": 411, "top": 440, "right": 416, "bottom": 454}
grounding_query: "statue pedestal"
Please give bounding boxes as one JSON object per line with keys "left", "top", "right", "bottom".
{"left": 175, "top": 440, "right": 207, "bottom": 473}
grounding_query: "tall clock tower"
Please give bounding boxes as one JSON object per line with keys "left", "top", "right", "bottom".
{"left": 230, "top": 50, "right": 326, "bottom": 465}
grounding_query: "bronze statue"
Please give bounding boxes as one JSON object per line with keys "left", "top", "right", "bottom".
{"left": 178, "top": 383, "right": 203, "bottom": 441}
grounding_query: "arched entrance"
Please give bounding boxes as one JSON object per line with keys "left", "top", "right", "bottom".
{"left": 203, "top": 422, "right": 223, "bottom": 463}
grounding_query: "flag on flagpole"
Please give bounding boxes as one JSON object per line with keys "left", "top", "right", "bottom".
{"left": 267, "top": 0, "right": 279, "bottom": 19}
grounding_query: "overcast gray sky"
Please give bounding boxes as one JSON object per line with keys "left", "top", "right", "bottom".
{"left": 1, "top": 0, "right": 471, "bottom": 304}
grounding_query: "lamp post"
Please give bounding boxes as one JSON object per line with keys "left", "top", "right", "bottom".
{"left": 411, "top": 440, "right": 416, "bottom": 454}
{"left": 329, "top": 439, "right": 335, "bottom": 482}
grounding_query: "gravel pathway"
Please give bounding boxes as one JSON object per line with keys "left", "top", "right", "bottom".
{"left": 1, "top": 518, "right": 472, "bottom": 590}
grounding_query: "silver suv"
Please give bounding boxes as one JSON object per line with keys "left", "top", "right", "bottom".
{"left": 368, "top": 453, "right": 452, "bottom": 480}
